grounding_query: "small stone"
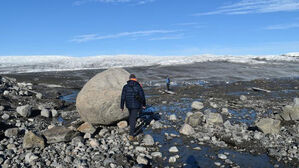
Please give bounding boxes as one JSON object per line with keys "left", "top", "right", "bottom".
{"left": 169, "top": 114, "right": 177, "bottom": 121}
{"left": 0, "top": 106, "right": 5, "bottom": 111}
{"left": 71, "top": 136, "right": 84, "bottom": 146}
{"left": 43, "top": 126, "right": 77, "bottom": 143}
{"left": 214, "top": 162, "right": 221, "bottom": 166}
{"left": 16, "top": 105, "right": 32, "bottom": 117}
{"left": 210, "top": 102, "right": 218, "bottom": 108}
{"left": 179, "top": 124, "right": 195, "bottom": 135}
{"left": 205, "top": 113, "right": 223, "bottom": 124}
{"left": 169, "top": 156, "right": 176, "bottom": 163}
{"left": 41, "top": 108, "right": 50, "bottom": 118}
{"left": 5, "top": 128, "right": 19, "bottom": 138}
{"left": 191, "top": 101, "right": 204, "bottom": 110}
{"left": 23, "top": 131, "right": 45, "bottom": 149}
{"left": 51, "top": 109, "right": 58, "bottom": 117}
{"left": 117, "top": 121, "right": 128, "bottom": 129}
{"left": 25, "top": 153, "right": 39, "bottom": 163}
{"left": 169, "top": 146, "right": 179, "bottom": 153}
{"left": 136, "top": 146, "right": 146, "bottom": 153}
{"left": 143, "top": 134, "right": 154, "bottom": 146}
{"left": 193, "top": 147, "right": 201, "bottom": 150}
{"left": 36, "top": 93, "right": 43, "bottom": 99}
{"left": 151, "top": 152, "right": 162, "bottom": 158}
{"left": 256, "top": 118, "right": 281, "bottom": 134}
{"left": 2, "top": 114, "right": 9, "bottom": 120}
{"left": 89, "top": 138, "right": 99, "bottom": 148}
{"left": 240, "top": 95, "right": 247, "bottom": 101}
{"left": 137, "top": 156, "right": 148, "bottom": 165}
{"left": 218, "top": 154, "right": 227, "bottom": 160}
{"left": 77, "top": 122, "right": 96, "bottom": 134}
{"left": 221, "top": 108, "right": 229, "bottom": 114}
{"left": 84, "top": 133, "right": 91, "bottom": 139}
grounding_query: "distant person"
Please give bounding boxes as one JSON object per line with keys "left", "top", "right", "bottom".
{"left": 166, "top": 76, "right": 170, "bottom": 91}
{"left": 120, "top": 74, "right": 146, "bottom": 141}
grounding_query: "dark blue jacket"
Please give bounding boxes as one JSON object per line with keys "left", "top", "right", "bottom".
{"left": 121, "top": 80, "right": 146, "bottom": 109}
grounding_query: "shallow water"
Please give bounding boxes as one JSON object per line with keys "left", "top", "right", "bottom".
{"left": 60, "top": 91, "right": 286, "bottom": 167}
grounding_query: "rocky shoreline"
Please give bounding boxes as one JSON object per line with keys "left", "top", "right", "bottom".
{"left": 0, "top": 73, "right": 299, "bottom": 168}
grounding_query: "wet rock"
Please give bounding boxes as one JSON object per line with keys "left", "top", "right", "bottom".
{"left": 179, "top": 124, "right": 195, "bottom": 135}
{"left": 169, "top": 146, "right": 179, "bottom": 153}
{"left": 117, "top": 121, "right": 128, "bottom": 129}
{"left": 205, "top": 113, "right": 223, "bottom": 124}
{"left": 137, "top": 156, "right": 148, "bottom": 165}
{"left": 151, "top": 152, "right": 162, "bottom": 158}
{"left": 152, "top": 121, "right": 163, "bottom": 129}
{"left": 218, "top": 154, "right": 227, "bottom": 160}
{"left": 240, "top": 95, "right": 247, "bottom": 101}
{"left": 143, "top": 134, "right": 154, "bottom": 146}
{"left": 185, "top": 112, "right": 204, "bottom": 127}
{"left": 23, "top": 131, "right": 45, "bottom": 149}
{"left": 1, "top": 114, "right": 9, "bottom": 120}
{"left": 169, "top": 156, "right": 176, "bottom": 163}
{"left": 169, "top": 114, "right": 177, "bottom": 121}
{"left": 43, "top": 126, "right": 77, "bottom": 143}
{"left": 41, "top": 108, "right": 50, "bottom": 118}
{"left": 191, "top": 101, "right": 204, "bottom": 110}
{"left": 77, "top": 122, "right": 96, "bottom": 134}
{"left": 4, "top": 128, "right": 19, "bottom": 137}
{"left": 76, "top": 68, "right": 130, "bottom": 125}
{"left": 256, "top": 118, "right": 281, "bottom": 134}
{"left": 16, "top": 105, "right": 32, "bottom": 117}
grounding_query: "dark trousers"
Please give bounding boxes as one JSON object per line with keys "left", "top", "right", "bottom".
{"left": 166, "top": 83, "right": 170, "bottom": 91}
{"left": 128, "top": 108, "right": 140, "bottom": 136}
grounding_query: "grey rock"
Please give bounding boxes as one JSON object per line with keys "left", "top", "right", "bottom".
{"left": 151, "top": 152, "right": 162, "bottom": 158}
{"left": 51, "top": 109, "right": 58, "bottom": 117}
{"left": 23, "top": 131, "right": 45, "bottom": 149}
{"left": 205, "top": 113, "right": 223, "bottom": 124}
{"left": 1, "top": 114, "right": 9, "bottom": 120}
{"left": 256, "top": 118, "right": 281, "bottom": 134}
{"left": 135, "top": 146, "right": 146, "bottom": 153}
{"left": 240, "top": 95, "right": 247, "bottom": 101}
{"left": 16, "top": 105, "right": 31, "bottom": 117}
{"left": 5, "top": 128, "right": 19, "bottom": 138}
{"left": 152, "top": 121, "right": 163, "bottom": 129}
{"left": 71, "top": 136, "right": 84, "bottom": 146}
{"left": 191, "top": 101, "right": 204, "bottom": 110}
{"left": 169, "top": 156, "right": 176, "bottom": 163}
{"left": 25, "top": 153, "right": 39, "bottom": 164}
{"left": 43, "top": 126, "right": 77, "bottom": 143}
{"left": 137, "top": 156, "right": 148, "bottom": 165}
{"left": 179, "top": 124, "right": 195, "bottom": 136}
{"left": 36, "top": 93, "right": 43, "bottom": 99}
{"left": 76, "top": 68, "right": 130, "bottom": 125}
{"left": 169, "top": 146, "right": 179, "bottom": 153}
{"left": 218, "top": 154, "right": 227, "bottom": 160}
{"left": 0, "top": 106, "right": 4, "bottom": 111}
{"left": 143, "top": 134, "right": 154, "bottom": 146}
{"left": 185, "top": 112, "right": 204, "bottom": 127}
{"left": 169, "top": 114, "right": 177, "bottom": 121}
{"left": 77, "top": 122, "right": 96, "bottom": 134}
{"left": 41, "top": 108, "right": 50, "bottom": 118}
{"left": 117, "top": 121, "right": 128, "bottom": 129}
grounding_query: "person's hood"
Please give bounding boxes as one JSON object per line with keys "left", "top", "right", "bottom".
{"left": 127, "top": 79, "right": 141, "bottom": 87}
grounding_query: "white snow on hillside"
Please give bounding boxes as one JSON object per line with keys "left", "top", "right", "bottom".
{"left": 0, "top": 54, "right": 298, "bottom": 74}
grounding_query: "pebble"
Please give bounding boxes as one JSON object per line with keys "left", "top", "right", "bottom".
{"left": 218, "top": 154, "right": 227, "bottom": 160}
{"left": 137, "top": 156, "right": 148, "bottom": 165}
{"left": 169, "top": 146, "right": 179, "bottom": 153}
{"left": 169, "top": 156, "right": 176, "bottom": 163}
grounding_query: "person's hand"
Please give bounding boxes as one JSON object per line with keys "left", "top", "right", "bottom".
{"left": 121, "top": 109, "right": 124, "bottom": 112}
{"left": 142, "top": 106, "right": 146, "bottom": 109}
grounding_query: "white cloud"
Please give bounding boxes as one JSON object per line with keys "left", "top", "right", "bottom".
{"left": 71, "top": 30, "right": 178, "bottom": 42}
{"left": 149, "top": 33, "right": 184, "bottom": 40}
{"left": 195, "top": 0, "right": 299, "bottom": 16}
{"left": 265, "top": 23, "right": 299, "bottom": 30}
{"left": 73, "top": 0, "right": 155, "bottom": 6}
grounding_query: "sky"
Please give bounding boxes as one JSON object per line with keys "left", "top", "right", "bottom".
{"left": 1, "top": 0, "right": 299, "bottom": 56}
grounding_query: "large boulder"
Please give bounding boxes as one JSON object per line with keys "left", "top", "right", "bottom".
{"left": 256, "top": 118, "right": 281, "bottom": 134}
{"left": 76, "top": 68, "right": 130, "bottom": 125}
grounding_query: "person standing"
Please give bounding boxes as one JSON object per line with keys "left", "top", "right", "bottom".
{"left": 166, "top": 76, "right": 170, "bottom": 91}
{"left": 120, "top": 74, "right": 146, "bottom": 141}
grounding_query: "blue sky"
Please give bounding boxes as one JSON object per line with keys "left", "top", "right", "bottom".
{"left": 1, "top": 0, "right": 299, "bottom": 56}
